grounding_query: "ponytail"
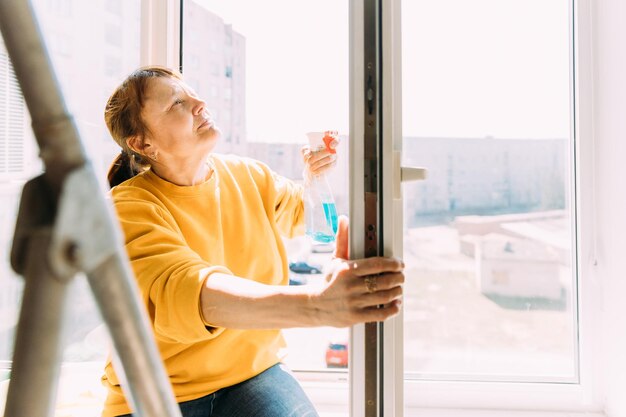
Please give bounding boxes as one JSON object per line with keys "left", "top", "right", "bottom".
{"left": 107, "top": 150, "right": 149, "bottom": 188}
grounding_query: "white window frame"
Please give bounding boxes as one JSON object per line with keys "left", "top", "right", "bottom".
{"left": 347, "top": 0, "right": 405, "bottom": 416}
{"left": 379, "top": 0, "right": 604, "bottom": 414}
{"left": 140, "top": 0, "right": 180, "bottom": 68}
{"left": 347, "top": 0, "right": 401, "bottom": 415}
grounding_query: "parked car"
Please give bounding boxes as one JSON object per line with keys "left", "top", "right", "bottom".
{"left": 288, "top": 261, "right": 322, "bottom": 274}
{"left": 325, "top": 340, "right": 348, "bottom": 368}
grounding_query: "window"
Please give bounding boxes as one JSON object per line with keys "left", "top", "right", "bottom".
{"left": 0, "top": 42, "right": 26, "bottom": 177}
{"left": 182, "top": 1, "right": 350, "bottom": 413}
{"left": 401, "top": 0, "right": 576, "bottom": 384}
{"left": 0, "top": 0, "right": 141, "bottom": 413}
{"left": 104, "top": 55, "right": 122, "bottom": 77}
{"left": 105, "top": 22, "right": 123, "bottom": 47}
{"left": 0, "top": 43, "right": 31, "bottom": 375}
{"left": 47, "top": 0, "right": 72, "bottom": 17}
{"left": 187, "top": 0, "right": 586, "bottom": 414}
{"left": 48, "top": 32, "right": 72, "bottom": 57}
{"left": 105, "top": 0, "right": 122, "bottom": 16}
{"left": 187, "top": 53, "right": 199, "bottom": 69}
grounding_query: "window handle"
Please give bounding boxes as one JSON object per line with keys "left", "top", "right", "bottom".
{"left": 393, "top": 151, "right": 427, "bottom": 199}
{"left": 401, "top": 166, "right": 427, "bottom": 182}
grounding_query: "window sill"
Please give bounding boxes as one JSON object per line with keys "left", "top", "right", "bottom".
{"left": 404, "top": 410, "right": 605, "bottom": 417}
{"left": 1, "top": 366, "right": 608, "bottom": 417}
{"left": 296, "top": 373, "right": 607, "bottom": 417}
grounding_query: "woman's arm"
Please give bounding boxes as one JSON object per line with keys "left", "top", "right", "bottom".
{"left": 200, "top": 216, "right": 405, "bottom": 329}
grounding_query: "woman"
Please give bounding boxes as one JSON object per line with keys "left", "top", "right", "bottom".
{"left": 103, "top": 66, "right": 404, "bottom": 417}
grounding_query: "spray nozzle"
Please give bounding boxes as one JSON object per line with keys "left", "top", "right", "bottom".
{"left": 322, "top": 131, "right": 338, "bottom": 154}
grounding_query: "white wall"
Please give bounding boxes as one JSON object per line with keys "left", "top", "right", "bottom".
{"left": 593, "top": 0, "right": 626, "bottom": 416}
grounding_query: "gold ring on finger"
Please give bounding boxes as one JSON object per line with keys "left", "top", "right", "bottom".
{"left": 364, "top": 276, "right": 378, "bottom": 293}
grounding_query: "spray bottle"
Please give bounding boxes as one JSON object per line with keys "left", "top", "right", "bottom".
{"left": 304, "top": 131, "right": 339, "bottom": 243}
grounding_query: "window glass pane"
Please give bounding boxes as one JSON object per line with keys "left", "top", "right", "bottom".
{"left": 0, "top": 0, "right": 141, "bottom": 411}
{"left": 182, "top": 0, "right": 350, "bottom": 395}
{"left": 401, "top": 0, "right": 576, "bottom": 382}
{"left": 0, "top": 36, "right": 29, "bottom": 394}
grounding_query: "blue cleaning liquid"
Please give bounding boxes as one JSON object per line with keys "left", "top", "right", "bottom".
{"left": 306, "top": 231, "right": 336, "bottom": 243}
{"left": 306, "top": 202, "right": 338, "bottom": 243}
{"left": 322, "top": 202, "right": 338, "bottom": 234}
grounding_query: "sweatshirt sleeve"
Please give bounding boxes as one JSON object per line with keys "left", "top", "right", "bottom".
{"left": 270, "top": 170, "right": 305, "bottom": 239}
{"left": 113, "top": 190, "right": 230, "bottom": 345}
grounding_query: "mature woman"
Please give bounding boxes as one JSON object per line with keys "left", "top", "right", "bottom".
{"left": 103, "top": 66, "right": 404, "bottom": 417}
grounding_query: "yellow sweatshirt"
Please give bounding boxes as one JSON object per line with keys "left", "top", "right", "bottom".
{"left": 101, "top": 154, "right": 305, "bottom": 417}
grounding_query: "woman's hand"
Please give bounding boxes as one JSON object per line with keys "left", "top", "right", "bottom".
{"left": 301, "top": 138, "right": 339, "bottom": 181}
{"left": 310, "top": 216, "right": 405, "bottom": 327}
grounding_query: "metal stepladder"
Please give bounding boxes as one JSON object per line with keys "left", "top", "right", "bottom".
{"left": 0, "top": 1, "right": 181, "bottom": 416}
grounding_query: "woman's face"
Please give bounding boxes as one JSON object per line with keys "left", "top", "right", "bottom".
{"left": 137, "top": 76, "right": 220, "bottom": 163}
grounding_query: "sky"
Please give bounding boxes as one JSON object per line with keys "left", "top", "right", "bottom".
{"left": 194, "top": 0, "right": 570, "bottom": 143}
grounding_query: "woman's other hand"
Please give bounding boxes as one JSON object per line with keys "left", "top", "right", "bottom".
{"left": 311, "top": 215, "right": 405, "bottom": 327}
{"left": 301, "top": 138, "right": 338, "bottom": 181}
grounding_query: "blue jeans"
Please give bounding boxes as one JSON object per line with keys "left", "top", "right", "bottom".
{"left": 118, "top": 363, "right": 319, "bottom": 417}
